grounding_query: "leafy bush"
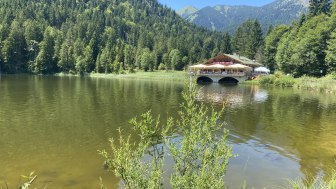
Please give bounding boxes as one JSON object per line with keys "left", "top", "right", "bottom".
{"left": 274, "top": 71, "right": 285, "bottom": 78}
{"left": 259, "top": 75, "right": 276, "bottom": 85}
{"left": 259, "top": 74, "right": 296, "bottom": 87}
{"left": 274, "top": 75, "right": 296, "bottom": 87}
{"left": 325, "top": 72, "right": 336, "bottom": 80}
{"left": 100, "top": 83, "right": 232, "bottom": 188}
{"left": 158, "top": 63, "right": 166, "bottom": 70}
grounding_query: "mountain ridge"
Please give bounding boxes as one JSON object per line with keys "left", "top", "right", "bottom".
{"left": 178, "top": 0, "right": 309, "bottom": 33}
{"left": 177, "top": 5, "right": 199, "bottom": 18}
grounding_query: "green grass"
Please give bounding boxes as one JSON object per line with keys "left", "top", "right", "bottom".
{"left": 88, "top": 70, "right": 188, "bottom": 81}
{"left": 295, "top": 75, "right": 336, "bottom": 94}
{"left": 254, "top": 72, "right": 336, "bottom": 94}
{"left": 286, "top": 172, "right": 336, "bottom": 189}
{"left": 258, "top": 74, "right": 296, "bottom": 87}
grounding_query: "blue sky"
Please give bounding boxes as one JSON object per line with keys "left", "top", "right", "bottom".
{"left": 158, "top": 0, "right": 275, "bottom": 10}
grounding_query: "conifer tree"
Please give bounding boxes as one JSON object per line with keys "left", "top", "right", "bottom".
{"left": 232, "top": 19, "right": 263, "bottom": 59}
{"left": 35, "top": 27, "right": 56, "bottom": 74}
{"left": 309, "top": 0, "right": 332, "bottom": 16}
{"left": 1, "top": 21, "right": 27, "bottom": 73}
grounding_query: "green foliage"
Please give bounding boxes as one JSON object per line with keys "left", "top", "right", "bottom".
{"left": 287, "top": 171, "right": 336, "bottom": 189}
{"left": 289, "top": 15, "right": 331, "bottom": 77}
{"left": 309, "top": 0, "right": 332, "bottom": 17}
{"left": 158, "top": 63, "right": 166, "bottom": 70}
{"left": 100, "top": 83, "right": 232, "bottom": 188}
{"left": 99, "top": 128, "right": 163, "bottom": 189}
{"left": 259, "top": 74, "right": 296, "bottom": 87}
{"left": 35, "top": 27, "right": 56, "bottom": 74}
{"left": 1, "top": 20, "right": 27, "bottom": 73}
{"left": 99, "top": 110, "right": 169, "bottom": 188}
{"left": 268, "top": 7, "right": 336, "bottom": 77}
{"left": 167, "top": 84, "right": 232, "bottom": 188}
{"left": 140, "top": 48, "right": 153, "bottom": 72}
{"left": 162, "top": 53, "right": 170, "bottom": 71}
{"left": 232, "top": 19, "right": 263, "bottom": 59}
{"left": 259, "top": 75, "right": 276, "bottom": 85}
{"left": 327, "top": 72, "right": 336, "bottom": 80}
{"left": 263, "top": 25, "right": 289, "bottom": 72}
{"left": 326, "top": 30, "right": 336, "bottom": 73}
{"left": 0, "top": 0, "right": 232, "bottom": 74}
{"left": 169, "top": 49, "right": 181, "bottom": 70}
{"left": 295, "top": 75, "right": 336, "bottom": 93}
{"left": 258, "top": 73, "right": 336, "bottom": 93}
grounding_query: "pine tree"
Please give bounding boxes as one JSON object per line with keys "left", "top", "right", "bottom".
{"left": 58, "top": 40, "right": 75, "bottom": 73}
{"left": 169, "top": 49, "right": 182, "bottom": 70}
{"left": 83, "top": 45, "right": 95, "bottom": 73}
{"left": 232, "top": 19, "right": 263, "bottom": 59}
{"left": 35, "top": 27, "right": 56, "bottom": 74}
{"left": 141, "top": 48, "right": 152, "bottom": 72}
{"left": 0, "top": 0, "right": 230, "bottom": 74}
{"left": 1, "top": 21, "right": 27, "bottom": 73}
{"left": 309, "top": 0, "right": 332, "bottom": 16}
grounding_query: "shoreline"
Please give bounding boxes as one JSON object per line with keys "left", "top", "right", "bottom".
{"left": 3, "top": 72, "right": 336, "bottom": 94}
{"left": 246, "top": 74, "right": 336, "bottom": 94}
{"left": 54, "top": 71, "right": 189, "bottom": 82}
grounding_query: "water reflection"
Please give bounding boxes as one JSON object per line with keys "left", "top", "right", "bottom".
{"left": 197, "top": 84, "right": 269, "bottom": 107}
{"left": 197, "top": 83, "right": 336, "bottom": 188}
{"left": 0, "top": 75, "right": 184, "bottom": 189}
{"left": 0, "top": 76, "right": 336, "bottom": 188}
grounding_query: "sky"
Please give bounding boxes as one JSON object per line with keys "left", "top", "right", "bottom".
{"left": 158, "top": 0, "right": 275, "bottom": 10}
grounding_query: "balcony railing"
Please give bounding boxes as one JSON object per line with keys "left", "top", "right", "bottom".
{"left": 189, "top": 71, "right": 246, "bottom": 77}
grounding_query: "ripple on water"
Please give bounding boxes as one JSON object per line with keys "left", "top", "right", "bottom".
{"left": 1, "top": 76, "right": 336, "bottom": 188}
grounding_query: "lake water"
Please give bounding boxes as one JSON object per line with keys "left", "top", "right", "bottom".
{"left": 0, "top": 75, "right": 335, "bottom": 188}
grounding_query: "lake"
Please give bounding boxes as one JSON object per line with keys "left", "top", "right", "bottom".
{"left": 0, "top": 75, "right": 335, "bottom": 188}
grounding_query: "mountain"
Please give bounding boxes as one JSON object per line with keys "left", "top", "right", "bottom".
{"left": 176, "top": 6, "right": 199, "bottom": 18}
{"left": 178, "top": 0, "right": 309, "bottom": 33}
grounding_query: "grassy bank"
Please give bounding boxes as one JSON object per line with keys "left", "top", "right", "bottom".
{"left": 251, "top": 72, "right": 336, "bottom": 94}
{"left": 91, "top": 70, "right": 188, "bottom": 81}
{"left": 55, "top": 70, "right": 188, "bottom": 82}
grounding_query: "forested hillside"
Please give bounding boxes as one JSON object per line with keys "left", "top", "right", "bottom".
{"left": 0, "top": 0, "right": 232, "bottom": 74}
{"left": 264, "top": 0, "right": 336, "bottom": 77}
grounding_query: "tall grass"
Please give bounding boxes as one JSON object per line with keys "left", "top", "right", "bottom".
{"left": 259, "top": 73, "right": 296, "bottom": 87}
{"left": 295, "top": 74, "right": 336, "bottom": 94}
{"left": 286, "top": 172, "right": 336, "bottom": 189}
{"left": 89, "top": 70, "right": 188, "bottom": 81}
{"left": 258, "top": 72, "right": 336, "bottom": 93}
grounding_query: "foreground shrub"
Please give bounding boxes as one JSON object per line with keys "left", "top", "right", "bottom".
{"left": 100, "top": 83, "right": 232, "bottom": 188}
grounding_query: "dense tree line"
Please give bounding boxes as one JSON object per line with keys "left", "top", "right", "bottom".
{"left": 3, "top": 0, "right": 334, "bottom": 77}
{"left": 232, "top": 19, "right": 264, "bottom": 60}
{"left": 0, "top": 0, "right": 233, "bottom": 74}
{"left": 263, "top": 0, "right": 336, "bottom": 77}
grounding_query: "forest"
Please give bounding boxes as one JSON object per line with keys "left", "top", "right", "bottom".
{"left": 0, "top": 0, "right": 335, "bottom": 78}
{"left": 0, "top": 0, "right": 232, "bottom": 74}
{"left": 264, "top": 0, "right": 336, "bottom": 77}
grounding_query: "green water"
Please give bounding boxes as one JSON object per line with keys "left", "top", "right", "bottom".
{"left": 0, "top": 75, "right": 335, "bottom": 188}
